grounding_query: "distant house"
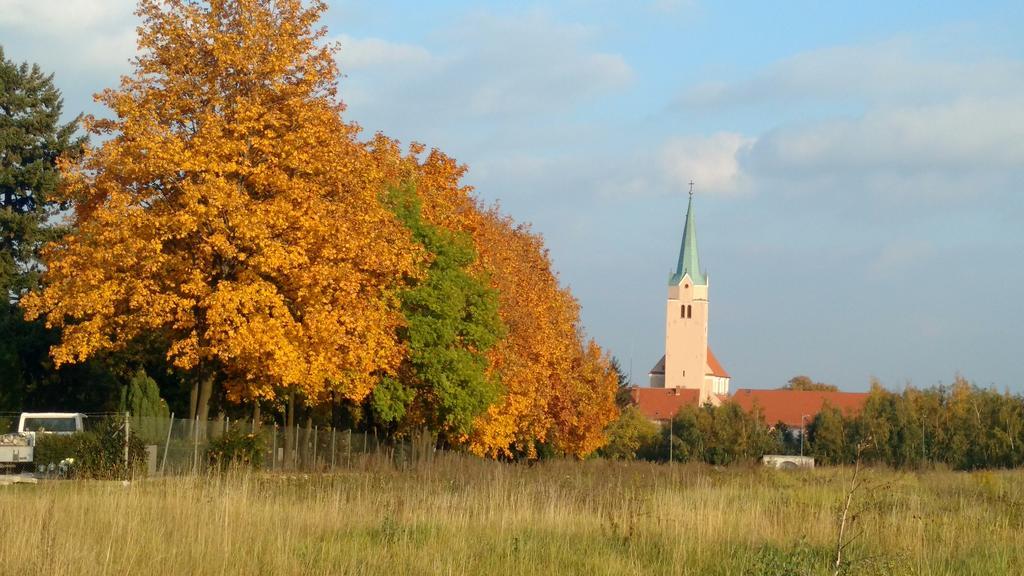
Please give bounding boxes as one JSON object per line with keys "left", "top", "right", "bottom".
{"left": 730, "top": 389, "right": 870, "bottom": 428}
{"left": 629, "top": 386, "right": 870, "bottom": 428}
{"left": 628, "top": 386, "right": 701, "bottom": 423}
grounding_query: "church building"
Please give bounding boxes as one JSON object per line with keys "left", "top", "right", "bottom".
{"left": 633, "top": 191, "right": 730, "bottom": 420}
{"left": 631, "top": 191, "right": 869, "bottom": 427}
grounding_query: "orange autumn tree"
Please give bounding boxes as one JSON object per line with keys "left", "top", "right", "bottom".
{"left": 368, "top": 139, "right": 619, "bottom": 458}
{"left": 22, "top": 0, "right": 421, "bottom": 422}
{"left": 467, "top": 210, "right": 618, "bottom": 458}
{"left": 549, "top": 340, "right": 620, "bottom": 456}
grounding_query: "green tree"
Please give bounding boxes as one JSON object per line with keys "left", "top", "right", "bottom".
{"left": 993, "top": 391, "right": 1024, "bottom": 468}
{"left": 913, "top": 387, "right": 946, "bottom": 466}
{"left": 665, "top": 405, "right": 710, "bottom": 463}
{"left": 610, "top": 356, "right": 633, "bottom": 409}
{"left": 941, "top": 377, "right": 983, "bottom": 469}
{"left": 850, "top": 380, "right": 904, "bottom": 465}
{"left": 599, "top": 406, "right": 659, "bottom": 460}
{"left": 0, "top": 46, "right": 95, "bottom": 412}
{"left": 705, "top": 402, "right": 777, "bottom": 465}
{"left": 808, "top": 404, "right": 848, "bottom": 465}
{"left": 783, "top": 375, "right": 838, "bottom": 392}
{"left": 650, "top": 402, "right": 777, "bottom": 465}
{"left": 0, "top": 45, "right": 84, "bottom": 299}
{"left": 373, "top": 184, "right": 505, "bottom": 442}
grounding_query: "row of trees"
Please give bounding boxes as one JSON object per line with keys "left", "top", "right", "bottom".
{"left": 601, "top": 402, "right": 778, "bottom": 465}
{"left": 601, "top": 363, "right": 792, "bottom": 464}
{"left": 809, "top": 378, "right": 1024, "bottom": 470}
{"left": 603, "top": 377, "right": 1024, "bottom": 470}
{"left": 1, "top": 0, "right": 617, "bottom": 459}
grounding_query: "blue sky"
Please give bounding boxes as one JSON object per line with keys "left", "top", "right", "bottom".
{"left": 2, "top": 0, "right": 1022, "bottom": 391}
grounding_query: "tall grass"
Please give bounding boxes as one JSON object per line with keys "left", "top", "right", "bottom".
{"left": 2, "top": 456, "right": 1022, "bottom": 575}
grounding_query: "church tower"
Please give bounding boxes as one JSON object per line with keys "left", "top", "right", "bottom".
{"left": 640, "top": 188, "right": 730, "bottom": 417}
{"left": 642, "top": 185, "right": 733, "bottom": 405}
{"left": 664, "top": 191, "right": 709, "bottom": 399}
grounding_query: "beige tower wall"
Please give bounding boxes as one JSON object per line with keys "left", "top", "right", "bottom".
{"left": 664, "top": 274, "right": 709, "bottom": 398}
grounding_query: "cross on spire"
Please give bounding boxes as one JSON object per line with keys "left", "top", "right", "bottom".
{"left": 670, "top": 180, "right": 706, "bottom": 286}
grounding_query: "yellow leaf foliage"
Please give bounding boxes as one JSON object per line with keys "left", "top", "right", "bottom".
{"left": 21, "top": 0, "right": 422, "bottom": 404}
{"left": 467, "top": 211, "right": 618, "bottom": 459}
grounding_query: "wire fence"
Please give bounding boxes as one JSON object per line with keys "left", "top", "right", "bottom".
{"left": 3, "top": 412, "right": 437, "bottom": 476}
{"left": 139, "top": 415, "right": 437, "bottom": 476}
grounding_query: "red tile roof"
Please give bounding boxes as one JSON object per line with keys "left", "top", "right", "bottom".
{"left": 706, "top": 347, "right": 729, "bottom": 378}
{"left": 629, "top": 386, "right": 701, "bottom": 421}
{"left": 730, "top": 389, "right": 869, "bottom": 427}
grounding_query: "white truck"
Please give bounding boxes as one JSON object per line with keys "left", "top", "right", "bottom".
{"left": 0, "top": 432, "right": 33, "bottom": 474}
{"left": 0, "top": 413, "right": 86, "bottom": 474}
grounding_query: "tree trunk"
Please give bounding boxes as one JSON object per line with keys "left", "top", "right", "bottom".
{"left": 189, "top": 382, "right": 198, "bottom": 423}
{"left": 304, "top": 415, "right": 313, "bottom": 469}
{"left": 284, "top": 388, "right": 295, "bottom": 468}
{"left": 196, "top": 373, "right": 214, "bottom": 439}
{"left": 330, "top": 391, "right": 340, "bottom": 429}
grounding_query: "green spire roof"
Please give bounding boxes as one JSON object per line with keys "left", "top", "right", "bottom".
{"left": 669, "top": 194, "right": 706, "bottom": 286}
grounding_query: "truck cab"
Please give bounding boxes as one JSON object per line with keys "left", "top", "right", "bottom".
{"left": 18, "top": 413, "right": 86, "bottom": 435}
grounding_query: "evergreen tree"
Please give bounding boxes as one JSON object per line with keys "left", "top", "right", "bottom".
{"left": 119, "top": 368, "right": 171, "bottom": 442}
{"left": 0, "top": 45, "right": 84, "bottom": 299}
{"left": 610, "top": 356, "right": 633, "bottom": 409}
{"left": 0, "top": 46, "right": 87, "bottom": 411}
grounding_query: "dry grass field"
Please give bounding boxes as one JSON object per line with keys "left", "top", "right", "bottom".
{"left": 2, "top": 456, "right": 1022, "bottom": 575}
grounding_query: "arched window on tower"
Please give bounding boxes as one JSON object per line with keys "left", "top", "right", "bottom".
{"left": 687, "top": 305, "right": 692, "bottom": 319}
{"left": 680, "top": 305, "right": 685, "bottom": 318}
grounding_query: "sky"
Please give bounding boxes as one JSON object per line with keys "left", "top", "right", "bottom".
{"left": 2, "top": 0, "right": 1022, "bottom": 392}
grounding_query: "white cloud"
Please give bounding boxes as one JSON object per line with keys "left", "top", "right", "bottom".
{"left": 335, "top": 35, "right": 436, "bottom": 71}
{"left": 747, "top": 99, "right": 1024, "bottom": 176}
{"left": 678, "top": 39, "right": 1024, "bottom": 203}
{"left": 335, "top": 10, "right": 633, "bottom": 128}
{"left": 660, "top": 133, "right": 753, "bottom": 195}
{"left": 77, "top": 25, "right": 137, "bottom": 73}
{"left": 0, "top": 0, "right": 132, "bottom": 32}
{"left": 684, "top": 39, "right": 1024, "bottom": 108}
{"left": 0, "top": 0, "right": 136, "bottom": 90}
{"left": 448, "top": 11, "right": 632, "bottom": 117}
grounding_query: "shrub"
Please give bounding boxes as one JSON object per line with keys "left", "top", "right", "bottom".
{"left": 32, "top": 433, "right": 79, "bottom": 470}
{"left": 33, "top": 417, "right": 146, "bottom": 479}
{"left": 207, "top": 427, "right": 265, "bottom": 470}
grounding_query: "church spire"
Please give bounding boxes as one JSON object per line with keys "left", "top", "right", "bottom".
{"left": 670, "top": 183, "right": 706, "bottom": 286}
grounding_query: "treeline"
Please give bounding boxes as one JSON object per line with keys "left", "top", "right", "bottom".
{"left": 602, "top": 377, "right": 1024, "bottom": 470}
{"left": 0, "top": 0, "right": 617, "bottom": 460}
{"left": 601, "top": 402, "right": 778, "bottom": 465}
{"left": 808, "top": 378, "right": 1023, "bottom": 470}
